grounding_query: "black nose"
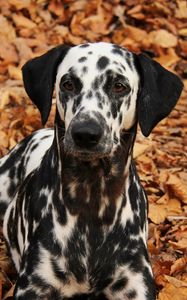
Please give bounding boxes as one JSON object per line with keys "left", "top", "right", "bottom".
{"left": 71, "top": 121, "right": 102, "bottom": 148}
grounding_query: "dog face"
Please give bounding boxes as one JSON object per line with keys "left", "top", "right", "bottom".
{"left": 22, "top": 42, "right": 183, "bottom": 160}
{"left": 55, "top": 43, "right": 139, "bottom": 159}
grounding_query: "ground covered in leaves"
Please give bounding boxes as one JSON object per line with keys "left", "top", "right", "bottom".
{"left": 0, "top": 0, "right": 187, "bottom": 299}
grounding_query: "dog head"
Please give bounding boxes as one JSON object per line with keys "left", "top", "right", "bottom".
{"left": 22, "top": 43, "right": 183, "bottom": 160}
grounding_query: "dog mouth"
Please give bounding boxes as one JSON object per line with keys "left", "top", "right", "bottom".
{"left": 65, "top": 150, "right": 111, "bottom": 161}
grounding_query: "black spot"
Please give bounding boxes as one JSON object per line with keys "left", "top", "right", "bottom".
{"left": 88, "top": 51, "right": 93, "bottom": 55}
{"left": 126, "top": 289, "right": 137, "bottom": 299}
{"left": 9, "top": 167, "right": 16, "bottom": 179}
{"left": 87, "top": 90, "right": 93, "bottom": 98}
{"left": 53, "top": 194, "right": 67, "bottom": 226}
{"left": 41, "top": 134, "right": 52, "bottom": 140}
{"left": 125, "top": 96, "right": 131, "bottom": 109}
{"left": 98, "top": 102, "right": 103, "bottom": 109}
{"left": 111, "top": 277, "right": 128, "bottom": 292}
{"left": 72, "top": 95, "right": 83, "bottom": 114}
{"left": 78, "top": 56, "right": 87, "bottom": 63}
{"left": 113, "top": 132, "right": 119, "bottom": 144}
{"left": 112, "top": 46, "right": 123, "bottom": 56}
{"left": 68, "top": 66, "right": 76, "bottom": 74}
{"left": 126, "top": 52, "right": 133, "bottom": 70}
{"left": 0, "top": 201, "right": 7, "bottom": 218}
{"left": 119, "top": 112, "right": 122, "bottom": 125}
{"left": 117, "top": 68, "right": 123, "bottom": 74}
{"left": 17, "top": 274, "right": 29, "bottom": 289}
{"left": 97, "top": 56, "right": 109, "bottom": 70}
{"left": 120, "top": 64, "right": 126, "bottom": 72}
{"left": 111, "top": 103, "right": 117, "bottom": 119}
{"left": 30, "top": 143, "right": 39, "bottom": 153}
{"left": 92, "top": 77, "right": 99, "bottom": 90}
{"left": 51, "top": 258, "right": 67, "bottom": 282}
{"left": 82, "top": 66, "right": 88, "bottom": 73}
{"left": 80, "top": 43, "right": 90, "bottom": 48}
{"left": 34, "top": 194, "right": 47, "bottom": 222}
{"left": 95, "top": 91, "right": 102, "bottom": 102}
{"left": 107, "top": 111, "right": 111, "bottom": 118}
{"left": 100, "top": 74, "right": 104, "bottom": 84}
{"left": 38, "top": 214, "right": 62, "bottom": 256}
{"left": 8, "top": 182, "right": 16, "bottom": 197}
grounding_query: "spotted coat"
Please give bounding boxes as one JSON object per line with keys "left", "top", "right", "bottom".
{"left": 0, "top": 42, "right": 183, "bottom": 299}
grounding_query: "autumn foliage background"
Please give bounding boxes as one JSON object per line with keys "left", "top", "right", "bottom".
{"left": 0, "top": 0, "right": 187, "bottom": 299}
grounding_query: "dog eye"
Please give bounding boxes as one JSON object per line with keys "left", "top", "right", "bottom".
{"left": 62, "top": 80, "right": 74, "bottom": 92}
{"left": 112, "top": 82, "right": 128, "bottom": 93}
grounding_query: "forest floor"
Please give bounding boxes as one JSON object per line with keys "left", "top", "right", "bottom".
{"left": 0, "top": 0, "right": 187, "bottom": 299}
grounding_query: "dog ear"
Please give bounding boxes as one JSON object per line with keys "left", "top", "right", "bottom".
{"left": 22, "top": 45, "right": 70, "bottom": 125}
{"left": 137, "top": 54, "right": 183, "bottom": 137}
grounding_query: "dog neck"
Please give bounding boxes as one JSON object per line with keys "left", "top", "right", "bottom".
{"left": 53, "top": 113, "right": 137, "bottom": 224}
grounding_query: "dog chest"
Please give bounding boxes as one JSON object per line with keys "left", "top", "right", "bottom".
{"left": 34, "top": 209, "right": 145, "bottom": 296}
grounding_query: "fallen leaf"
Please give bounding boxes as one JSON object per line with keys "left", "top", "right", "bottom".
{"left": 175, "top": 1, "right": 187, "bottom": 19}
{"left": 169, "top": 238, "right": 187, "bottom": 251}
{"left": 8, "top": 66, "right": 22, "bottom": 81}
{"left": 158, "top": 282, "right": 187, "bottom": 300}
{"left": 0, "top": 15, "right": 16, "bottom": 42}
{"left": 165, "top": 174, "right": 187, "bottom": 204}
{"left": 149, "top": 203, "right": 167, "bottom": 224}
{"left": 12, "top": 14, "right": 36, "bottom": 29}
{"left": 133, "top": 143, "right": 150, "bottom": 158}
{"left": 178, "top": 28, "right": 187, "bottom": 37}
{"left": 149, "top": 29, "right": 178, "bottom": 48}
{"left": 0, "top": 131, "right": 9, "bottom": 148}
{"left": 155, "top": 48, "right": 180, "bottom": 68}
{"left": 170, "top": 257, "right": 187, "bottom": 275}
{"left": 125, "top": 25, "right": 149, "bottom": 43}
{"left": 164, "top": 275, "right": 187, "bottom": 287}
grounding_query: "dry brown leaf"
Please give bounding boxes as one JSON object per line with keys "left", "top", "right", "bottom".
{"left": 148, "top": 203, "right": 167, "bottom": 224}
{"left": 136, "top": 154, "right": 158, "bottom": 174}
{"left": 165, "top": 174, "right": 187, "bottom": 204}
{"left": 0, "top": 40, "right": 18, "bottom": 64}
{"left": 0, "top": 16, "right": 16, "bottom": 42}
{"left": 48, "top": 0, "right": 65, "bottom": 18}
{"left": 125, "top": 25, "right": 149, "bottom": 43}
{"left": 149, "top": 29, "right": 178, "bottom": 48}
{"left": 158, "top": 282, "right": 187, "bottom": 300}
{"left": 166, "top": 198, "right": 182, "bottom": 216}
{"left": 8, "top": 66, "right": 22, "bottom": 81}
{"left": 155, "top": 49, "right": 180, "bottom": 68}
{"left": 0, "top": 0, "right": 186, "bottom": 297}
{"left": 81, "top": 7, "right": 112, "bottom": 35}
{"left": 9, "top": 0, "right": 31, "bottom": 9}
{"left": 157, "top": 194, "right": 169, "bottom": 205}
{"left": 12, "top": 14, "right": 36, "bottom": 29}
{"left": 164, "top": 275, "right": 187, "bottom": 288}
{"left": 13, "top": 38, "right": 33, "bottom": 63}
{"left": 170, "top": 257, "right": 187, "bottom": 275}
{"left": 133, "top": 143, "right": 150, "bottom": 158}
{"left": 179, "top": 39, "right": 187, "bottom": 56}
{"left": 178, "top": 28, "right": 187, "bottom": 37}
{"left": 175, "top": 1, "right": 187, "bottom": 19}
{"left": 0, "top": 131, "right": 9, "bottom": 149}
{"left": 169, "top": 238, "right": 187, "bottom": 251}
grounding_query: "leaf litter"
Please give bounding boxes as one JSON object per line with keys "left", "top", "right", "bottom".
{"left": 0, "top": 0, "right": 186, "bottom": 299}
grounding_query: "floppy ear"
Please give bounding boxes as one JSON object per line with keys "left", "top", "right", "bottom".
{"left": 137, "top": 54, "right": 183, "bottom": 137}
{"left": 22, "top": 44, "right": 70, "bottom": 125}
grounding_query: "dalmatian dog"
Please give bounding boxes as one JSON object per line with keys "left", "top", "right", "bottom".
{"left": 0, "top": 42, "right": 183, "bottom": 299}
